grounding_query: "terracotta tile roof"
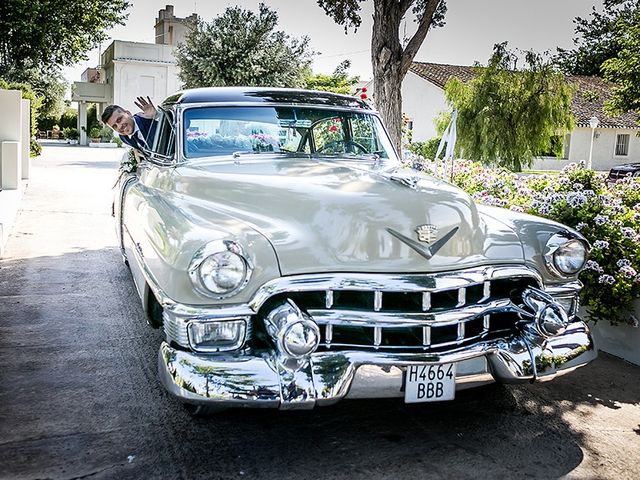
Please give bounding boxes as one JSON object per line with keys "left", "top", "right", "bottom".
{"left": 409, "top": 62, "right": 639, "bottom": 129}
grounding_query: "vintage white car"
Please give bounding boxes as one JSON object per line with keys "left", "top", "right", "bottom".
{"left": 115, "top": 87, "right": 596, "bottom": 413}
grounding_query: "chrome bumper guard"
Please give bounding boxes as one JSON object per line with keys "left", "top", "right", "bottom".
{"left": 158, "top": 319, "right": 596, "bottom": 410}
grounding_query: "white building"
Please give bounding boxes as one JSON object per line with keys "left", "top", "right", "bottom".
{"left": 72, "top": 5, "right": 196, "bottom": 145}
{"left": 402, "top": 62, "right": 640, "bottom": 171}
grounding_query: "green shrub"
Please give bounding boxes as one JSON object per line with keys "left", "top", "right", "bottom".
{"left": 89, "top": 127, "right": 102, "bottom": 139}
{"left": 62, "top": 127, "right": 79, "bottom": 141}
{"left": 59, "top": 108, "right": 78, "bottom": 129}
{"left": 408, "top": 138, "right": 441, "bottom": 160}
{"left": 99, "top": 125, "right": 114, "bottom": 142}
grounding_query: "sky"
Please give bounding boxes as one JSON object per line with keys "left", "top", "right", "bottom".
{"left": 62, "top": 0, "right": 605, "bottom": 84}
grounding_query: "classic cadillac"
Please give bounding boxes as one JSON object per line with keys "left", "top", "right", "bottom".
{"left": 115, "top": 87, "right": 596, "bottom": 413}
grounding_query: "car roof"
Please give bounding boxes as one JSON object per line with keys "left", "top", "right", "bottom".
{"left": 161, "top": 86, "right": 372, "bottom": 110}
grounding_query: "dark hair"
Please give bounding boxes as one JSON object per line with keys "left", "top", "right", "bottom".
{"left": 101, "top": 104, "right": 123, "bottom": 124}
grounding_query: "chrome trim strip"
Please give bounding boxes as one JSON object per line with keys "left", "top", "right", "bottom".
{"left": 422, "top": 291, "right": 431, "bottom": 311}
{"left": 457, "top": 287, "right": 466, "bottom": 307}
{"left": 423, "top": 325, "right": 431, "bottom": 347}
{"left": 249, "top": 266, "right": 543, "bottom": 312}
{"left": 374, "top": 290, "right": 382, "bottom": 312}
{"left": 306, "top": 299, "right": 515, "bottom": 328}
{"left": 325, "top": 290, "right": 333, "bottom": 309}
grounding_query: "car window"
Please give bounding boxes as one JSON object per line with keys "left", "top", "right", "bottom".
{"left": 182, "top": 106, "right": 396, "bottom": 160}
{"left": 151, "top": 109, "right": 175, "bottom": 158}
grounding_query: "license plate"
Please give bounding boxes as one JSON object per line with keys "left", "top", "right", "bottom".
{"left": 405, "top": 363, "right": 456, "bottom": 403}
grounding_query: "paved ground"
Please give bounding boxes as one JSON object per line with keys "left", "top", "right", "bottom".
{"left": 0, "top": 145, "right": 639, "bottom": 480}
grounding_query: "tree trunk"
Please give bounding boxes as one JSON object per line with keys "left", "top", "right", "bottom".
{"left": 372, "top": 0, "right": 405, "bottom": 155}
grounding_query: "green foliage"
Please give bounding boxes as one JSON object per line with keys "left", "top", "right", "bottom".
{"left": 176, "top": 3, "right": 313, "bottom": 88}
{"left": 30, "top": 139, "right": 42, "bottom": 157}
{"left": 303, "top": 60, "right": 359, "bottom": 94}
{"left": 409, "top": 156, "right": 640, "bottom": 326}
{"left": 316, "top": 0, "right": 447, "bottom": 32}
{"left": 89, "top": 127, "right": 102, "bottom": 139}
{"left": 602, "top": 8, "right": 640, "bottom": 114}
{"left": 62, "top": 127, "right": 79, "bottom": 141}
{"left": 408, "top": 138, "right": 441, "bottom": 159}
{"left": 99, "top": 126, "right": 114, "bottom": 142}
{"left": 58, "top": 108, "right": 78, "bottom": 130}
{"left": 86, "top": 104, "right": 100, "bottom": 134}
{"left": 445, "top": 43, "right": 575, "bottom": 172}
{"left": 554, "top": 0, "right": 639, "bottom": 76}
{"left": 0, "top": 0, "right": 130, "bottom": 77}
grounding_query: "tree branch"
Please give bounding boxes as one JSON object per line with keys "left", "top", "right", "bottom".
{"left": 400, "top": 0, "right": 441, "bottom": 75}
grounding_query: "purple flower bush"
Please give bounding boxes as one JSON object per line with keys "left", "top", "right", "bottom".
{"left": 409, "top": 156, "right": 640, "bottom": 326}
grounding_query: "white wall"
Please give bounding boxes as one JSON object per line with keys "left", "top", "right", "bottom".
{"left": 583, "top": 127, "right": 639, "bottom": 171}
{"left": 533, "top": 127, "right": 640, "bottom": 171}
{"left": 112, "top": 61, "right": 181, "bottom": 112}
{"left": 401, "top": 72, "right": 448, "bottom": 142}
{"left": 0, "top": 89, "right": 23, "bottom": 189}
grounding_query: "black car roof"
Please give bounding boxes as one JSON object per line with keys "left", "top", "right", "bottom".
{"left": 162, "top": 87, "right": 372, "bottom": 110}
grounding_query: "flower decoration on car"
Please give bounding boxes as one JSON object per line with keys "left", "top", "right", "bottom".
{"left": 250, "top": 132, "right": 278, "bottom": 152}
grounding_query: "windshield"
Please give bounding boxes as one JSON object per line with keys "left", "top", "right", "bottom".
{"left": 182, "top": 106, "right": 396, "bottom": 160}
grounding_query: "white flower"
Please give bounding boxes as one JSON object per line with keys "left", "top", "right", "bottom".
{"left": 573, "top": 183, "right": 584, "bottom": 191}
{"left": 620, "top": 266, "right": 637, "bottom": 279}
{"left": 594, "top": 214, "right": 608, "bottom": 226}
{"left": 617, "top": 259, "right": 632, "bottom": 268}
{"left": 593, "top": 240, "right": 610, "bottom": 250}
{"left": 576, "top": 222, "right": 588, "bottom": 231}
{"left": 566, "top": 192, "right": 587, "bottom": 208}
{"left": 598, "top": 274, "right": 615, "bottom": 285}
{"left": 585, "top": 260, "right": 604, "bottom": 273}
{"left": 621, "top": 227, "right": 636, "bottom": 239}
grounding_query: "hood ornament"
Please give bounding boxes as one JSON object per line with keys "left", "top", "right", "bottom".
{"left": 415, "top": 224, "right": 438, "bottom": 244}
{"left": 387, "top": 226, "right": 459, "bottom": 260}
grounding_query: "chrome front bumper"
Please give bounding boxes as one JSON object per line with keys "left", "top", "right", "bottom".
{"left": 158, "top": 319, "right": 596, "bottom": 410}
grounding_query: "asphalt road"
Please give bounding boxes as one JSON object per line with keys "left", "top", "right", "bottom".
{"left": 0, "top": 144, "right": 639, "bottom": 480}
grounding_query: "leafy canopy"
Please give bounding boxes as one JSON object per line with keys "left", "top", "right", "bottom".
{"left": 446, "top": 43, "right": 575, "bottom": 172}
{"left": 0, "top": 0, "right": 130, "bottom": 77}
{"left": 601, "top": 8, "right": 640, "bottom": 114}
{"left": 303, "top": 60, "right": 360, "bottom": 94}
{"left": 554, "top": 0, "right": 639, "bottom": 76}
{"left": 176, "top": 3, "right": 314, "bottom": 88}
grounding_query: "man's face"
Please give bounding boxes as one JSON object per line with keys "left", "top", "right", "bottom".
{"left": 105, "top": 108, "right": 135, "bottom": 136}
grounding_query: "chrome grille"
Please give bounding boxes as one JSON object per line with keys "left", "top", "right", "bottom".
{"left": 255, "top": 267, "right": 540, "bottom": 353}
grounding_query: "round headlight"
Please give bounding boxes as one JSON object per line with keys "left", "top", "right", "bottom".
{"left": 553, "top": 239, "right": 588, "bottom": 275}
{"left": 198, "top": 251, "right": 247, "bottom": 294}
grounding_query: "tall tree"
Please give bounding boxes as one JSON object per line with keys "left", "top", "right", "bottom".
{"left": 176, "top": 4, "right": 314, "bottom": 88}
{"left": 601, "top": 8, "right": 640, "bottom": 114}
{"left": 316, "top": 0, "right": 447, "bottom": 153}
{"left": 554, "top": 0, "right": 639, "bottom": 76}
{"left": 0, "top": 0, "right": 130, "bottom": 77}
{"left": 446, "top": 43, "right": 575, "bottom": 172}
{"left": 303, "top": 60, "right": 360, "bottom": 94}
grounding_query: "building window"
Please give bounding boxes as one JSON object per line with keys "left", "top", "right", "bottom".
{"left": 615, "top": 134, "right": 630, "bottom": 156}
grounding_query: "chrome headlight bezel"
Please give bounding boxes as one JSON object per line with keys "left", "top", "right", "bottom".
{"left": 544, "top": 233, "right": 589, "bottom": 278}
{"left": 188, "top": 240, "right": 253, "bottom": 299}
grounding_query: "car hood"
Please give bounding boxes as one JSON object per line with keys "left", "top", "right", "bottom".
{"left": 174, "top": 156, "right": 524, "bottom": 275}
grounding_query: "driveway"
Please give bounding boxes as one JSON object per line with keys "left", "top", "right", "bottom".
{"left": 0, "top": 145, "right": 639, "bottom": 480}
